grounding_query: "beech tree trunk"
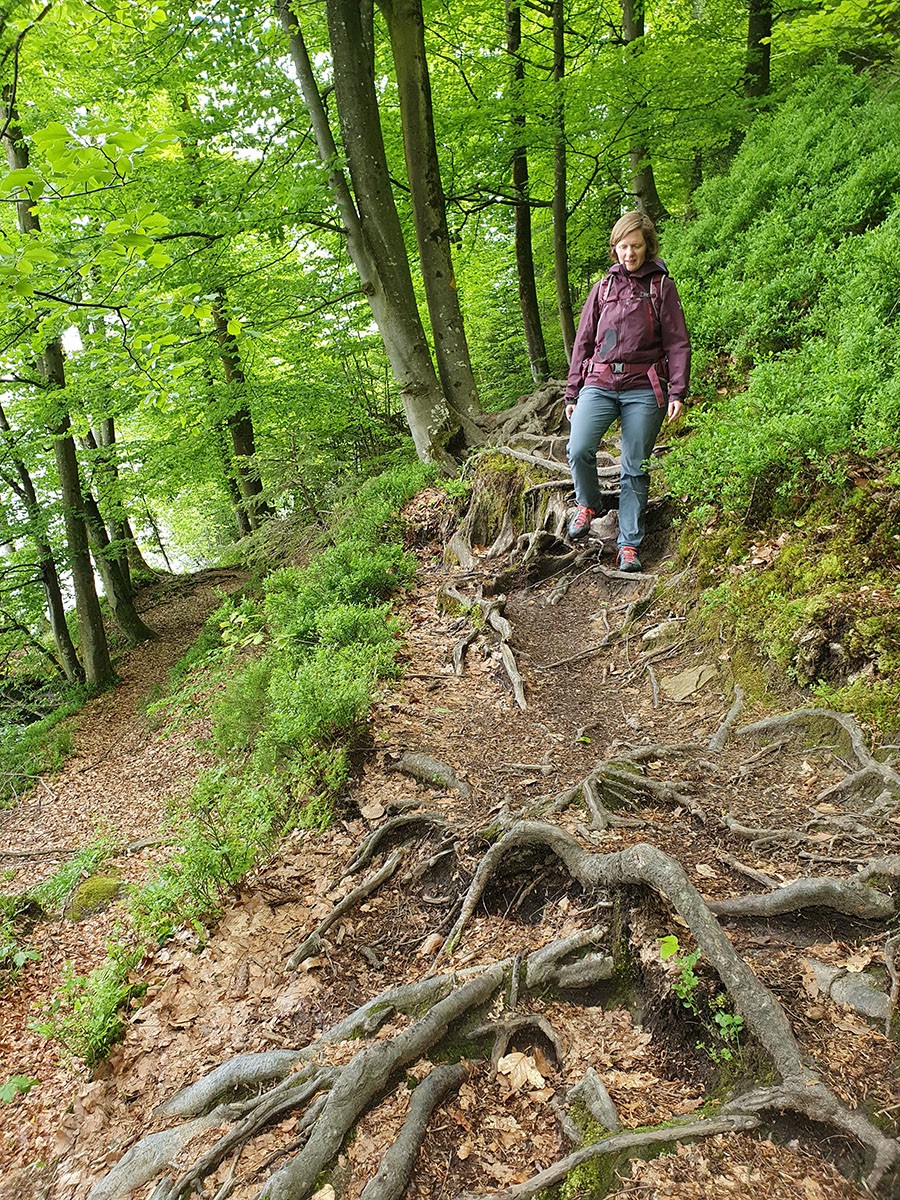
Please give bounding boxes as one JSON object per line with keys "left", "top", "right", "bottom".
{"left": 551, "top": 0, "right": 575, "bottom": 362}
{"left": 506, "top": 0, "right": 550, "bottom": 383}
{"left": 278, "top": 0, "right": 458, "bottom": 469}
{"left": 621, "top": 0, "right": 669, "bottom": 225}
{"left": 2, "top": 98, "right": 114, "bottom": 687}
{"left": 79, "top": 480, "right": 156, "bottom": 646}
{"left": 0, "top": 400, "right": 84, "bottom": 682}
{"left": 376, "top": 0, "right": 484, "bottom": 444}
{"left": 95, "top": 418, "right": 155, "bottom": 579}
{"left": 211, "top": 295, "right": 272, "bottom": 529}
{"left": 745, "top": 0, "right": 772, "bottom": 99}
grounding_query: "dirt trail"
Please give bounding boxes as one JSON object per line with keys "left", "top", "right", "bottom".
{"left": 8, "top": 503, "right": 895, "bottom": 1200}
{"left": 0, "top": 568, "right": 245, "bottom": 1187}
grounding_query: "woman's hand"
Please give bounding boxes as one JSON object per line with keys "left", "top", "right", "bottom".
{"left": 565, "top": 403, "right": 576, "bottom": 421}
{"left": 666, "top": 398, "right": 684, "bottom": 422}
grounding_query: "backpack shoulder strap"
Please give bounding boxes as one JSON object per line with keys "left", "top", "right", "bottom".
{"left": 599, "top": 274, "right": 615, "bottom": 306}
{"left": 649, "top": 273, "right": 663, "bottom": 322}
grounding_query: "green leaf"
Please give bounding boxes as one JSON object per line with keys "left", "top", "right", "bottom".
{"left": 1, "top": 168, "right": 38, "bottom": 191}
{"left": 0, "top": 1076, "right": 38, "bottom": 1104}
{"left": 226, "top": 319, "right": 241, "bottom": 337}
{"left": 659, "top": 935, "right": 680, "bottom": 960}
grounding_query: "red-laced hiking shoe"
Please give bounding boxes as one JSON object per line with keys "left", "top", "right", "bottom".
{"left": 616, "top": 545, "right": 642, "bottom": 572}
{"left": 568, "top": 506, "right": 595, "bottom": 539}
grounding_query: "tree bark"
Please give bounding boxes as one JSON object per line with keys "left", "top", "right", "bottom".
{"left": 0, "top": 400, "right": 84, "bottom": 682}
{"left": 621, "top": 0, "right": 669, "bottom": 224}
{"left": 376, "top": 0, "right": 484, "bottom": 444}
{"left": 79, "top": 479, "right": 156, "bottom": 645}
{"left": 551, "top": 0, "right": 575, "bottom": 362}
{"left": 211, "top": 295, "right": 272, "bottom": 529}
{"left": 1, "top": 97, "right": 114, "bottom": 687}
{"left": 506, "top": 0, "right": 550, "bottom": 383}
{"left": 277, "top": 0, "right": 458, "bottom": 468}
{"left": 744, "top": 0, "right": 772, "bottom": 99}
{"left": 95, "top": 418, "right": 155, "bottom": 579}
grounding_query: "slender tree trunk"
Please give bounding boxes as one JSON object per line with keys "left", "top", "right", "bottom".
{"left": 621, "top": 0, "right": 669, "bottom": 224}
{"left": 211, "top": 415, "right": 253, "bottom": 538}
{"left": 2, "top": 99, "right": 114, "bottom": 687}
{"left": 46, "top": 366, "right": 115, "bottom": 687}
{"left": 551, "top": 0, "right": 575, "bottom": 363}
{"left": 278, "top": 0, "right": 458, "bottom": 468}
{"left": 0, "top": 400, "right": 84, "bottom": 682}
{"left": 744, "top": 0, "right": 772, "bottom": 99}
{"left": 211, "top": 295, "right": 272, "bottom": 529}
{"left": 375, "top": 0, "right": 484, "bottom": 443}
{"left": 79, "top": 482, "right": 157, "bottom": 645}
{"left": 506, "top": 0, "right": 550, "bottom": 383}
{"left": 95, "top": 418, "right": 155, "bottom": 579}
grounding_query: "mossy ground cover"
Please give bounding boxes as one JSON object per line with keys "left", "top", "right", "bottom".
{"left": 672, "top": 476, "right": 900, "bottom": 736}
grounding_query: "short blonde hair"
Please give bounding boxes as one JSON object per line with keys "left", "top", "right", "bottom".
{"left": 609, "top": 211, "right": 659, "bottom": 262}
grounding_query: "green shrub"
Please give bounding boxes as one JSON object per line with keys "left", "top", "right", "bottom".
{"left": 32, "top": 941, "right": 144, "bottom": 1066}
{"left": 0, "top": 698, "right": 81, "bottom": 808}
{"left": 31, "top": 837, "right": 118, "bottom": 914}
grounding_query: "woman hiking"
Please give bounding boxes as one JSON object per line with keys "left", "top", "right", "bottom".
{"left": 564, "top": 210, "right": 690, "bottom": 572}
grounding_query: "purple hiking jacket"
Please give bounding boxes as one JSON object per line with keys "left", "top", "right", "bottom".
{"left": 564, "top": 258, "right": 691, "bottom": 406}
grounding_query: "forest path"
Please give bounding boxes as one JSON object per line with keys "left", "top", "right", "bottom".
{"left": 23, "top": 496, "right": 898, "bottom": 1200}
{"left": 0, "top": 567, "right": 246, "bottom": 1190}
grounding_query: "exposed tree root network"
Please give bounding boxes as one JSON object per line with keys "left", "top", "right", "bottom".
{"left": 82, "top": 450, "right": 900, "bottom": 1200}
{"left": 88, "top": 727, "right": 900, "bottom": 1200}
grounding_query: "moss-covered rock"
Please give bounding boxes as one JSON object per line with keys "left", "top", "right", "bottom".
{"left": 66, "top": 875, "right": 123, "bottom": 921}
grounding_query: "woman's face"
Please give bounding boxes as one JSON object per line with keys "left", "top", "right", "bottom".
{"left": 614, "top": 231, "right": 648, "bottom": 272}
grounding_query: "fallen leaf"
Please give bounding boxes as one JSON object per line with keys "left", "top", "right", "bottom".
{"left": 360, "top": 802, "right": 385, "bottom": 820}
{"left": 496, "top": 1052, "right": 544, "bottom": 1091}
{"left": 694, "top": 863, "right": 717, "bottom": 879}
{"left": 418, "top": 933, "right": 443, "bottom": 957}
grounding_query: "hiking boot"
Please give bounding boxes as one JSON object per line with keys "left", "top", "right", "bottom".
{"left": 568, "top": 506, "right": 595, "bottom": 539}
{"left": 616, "top": 545, "right": 642, "bottom": 572}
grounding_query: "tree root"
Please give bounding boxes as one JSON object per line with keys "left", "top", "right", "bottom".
{"left": 157, "top": 1050, "right": 305, "bottom": 1119}
{"left": 87, "top": 1107, "right": 232, "bottom": 1200}
{"left": 344, "top": 812, "right": 449, "bottom": 875}
{"left": 708, "top": 872, "right": 896, "bottom": 920}
{"left": 358, "top": 1063, "right": 468, "bottom": 1200}
{"left": 454, "top": 1113, "right": 762, "bottom": 1200}
{"left": 286, "top": 850, "right": 404, "bottom": 970}
{"left": 394, "top": 752, "right": 472, "bottom": 799}
{"left": 708, "top": 685, "right": 745, "bottom": 752}
{"left": 736, "top": 708, "right": 900, "bottom": 801}
{"left": 435, "top": 820, "right": 899, "bottom": 1189}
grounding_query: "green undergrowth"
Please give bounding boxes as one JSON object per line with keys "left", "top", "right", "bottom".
{"left": 0, "top": 689, "right": 85, "bottom": 809}
{"left": 672, "top": 478, "right": 900, "bottom": 737}
{"left": 664, "top": 65, "right": 900, "bottom": 516}
{"left": 35, "top": 459, "right": 434, "bottom": 1064}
